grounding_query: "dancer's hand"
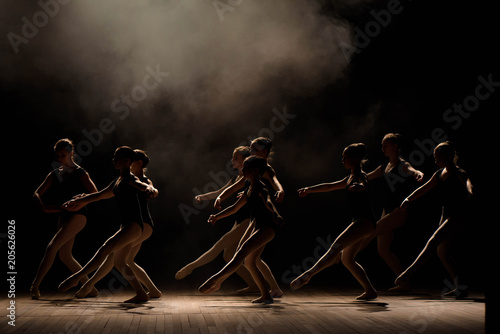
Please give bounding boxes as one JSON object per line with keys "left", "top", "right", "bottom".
{"left": 275, "top": 190, "right": 284, "bottom": 203}
{"left": 195, "top": 195, "right": 203, "bottom": 203}
{"left": 214, "top": 197, "right": 222, "bottom": 210}
{"left": 71, "top": 193, "right": 86, "bottom": 199}
{"left": 208, "top": 214, "right": 218, "bottom": 226}
{"left": 274, "top": 213, "right": 284, "bottom": 226}
{"left": 63, "top": 199, "right": 83, "bottom": 212}
{"left": 414, "top": 171, "right": 424, "bottom": 182}
{"left": 297, "top": 187, "right": 309, "bottom": 197}
{"left": 400, "top": 198, "right": 410, "bottom": 210}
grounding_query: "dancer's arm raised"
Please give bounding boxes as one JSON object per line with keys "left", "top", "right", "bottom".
{"left": 297, "top": 177, "right": 348, "bottom": 197}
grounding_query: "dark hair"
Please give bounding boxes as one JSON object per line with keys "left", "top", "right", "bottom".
{"left": 382, "top": 133, "right": 403, "bottom": 152}
{"left": 343, "top": 143, "right": 368, "bottom": 165}
{"left": 114, "top": 146, "right": 138, "bottom": 162}
{"left": 250, "top": 137, "right": 274, "bottom": 161}
{"left": 134, "top": 149, "right": 150, "bottom": 168}
{"left": 434, "top": 141, "right": 458, "bottom": 164}
{"left": 53, "top": 138, "right": 74, "bottom": 153}
{"left": 243, "top": 155, "right": 268, "bottom": 173}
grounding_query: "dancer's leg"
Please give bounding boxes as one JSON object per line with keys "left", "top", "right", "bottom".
{"left": 395, "top": 218, "right": 461, "bottom": 287}
{"left": 199, "top": 227, "right": 275, "bottom": 294}
{"left": 175, "top": 220, "right": 251, "bottom": 279}
{"left": 74, "top": 254, "right": 115, "bottom": 298}
{"left": 126, "top": 225, "right": 162, "bottom": 298}
{"left": 114, "top": 244, "right": 149, "bottom": 303}
{"left": 255, "top": 259, "right": 283, "bottom": 297}
{"left": 58, "top": 223, "right": 142, "bottom": 292}
{"left": 245, "top": 245, "right": 273, "bottom": 303}
{"left": 31, "top": 214, "right": 86, "bottom": 299}
{"left": 290, "top": 219, "right": 373, "bottom": 290}
{"left": 341, "top": 240, "right": 377, "bottom": 300}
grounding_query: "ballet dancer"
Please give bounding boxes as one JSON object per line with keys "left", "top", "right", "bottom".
{"left": 199, "top": 156, "right": 284, "bottom": 304}
{"left": 73, "top": 149, "right": 162, "bottom": 299}
{"left": 31, "top": 138, "right": 98, "bottom": 300}
{"left": 59, "top": 146, "right": 155, "bottom": 303}
{"left": 176, "top": 146, "right": 262, "bottom": 293}
{"left": 291, "top": 143, "right": 378, "bottom": 300}
{"left": 213, "top": 137, "right": 284, "bottom": 297}
{"left": 362, "top": 133, "right": 423, "bottom": 289}
{"left": 394, "top": 141, "right": 473, "bottom": 298}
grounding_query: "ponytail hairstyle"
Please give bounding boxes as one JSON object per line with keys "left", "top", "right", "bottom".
{"left": 250, "top": 137, "right": 274, "bottom": 161}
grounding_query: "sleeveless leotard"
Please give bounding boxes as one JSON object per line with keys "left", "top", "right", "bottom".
{"left": 345, "top": 173, "right": 376, "bottom": 225}
{"left": 245, "top": 181, "right": 276, "bottom": 231}
{"left": 45, "top": 166, "right": 89, "bottom": 217}
{"left": 112, "top": 173, "right": 144, "bottom": 229}
{"left": 436, "top": 168, "right": 471, "bottom": 220}
{"left": 381, "top": 161, "right": 418, "bottom": 213}
{"left": 137, "top": 176, "right": 154, "bottom": 228}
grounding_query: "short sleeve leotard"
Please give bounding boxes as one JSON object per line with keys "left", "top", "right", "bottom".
{"left": 245, "top": 181, "right": 276, "bottom": 231}
{"left": 345, "top": 173, "right": 376, "bottom": 225}
{"left": 112, "top": 173, "right": 144, "bottom": 229}
{"left": 381, "top": 161, "right": 418, "bottom": 213}
{"left": 45, "top": 166, "right": 89, "bottom": 217}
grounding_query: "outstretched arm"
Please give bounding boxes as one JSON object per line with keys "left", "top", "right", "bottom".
{"left": 63, "top": 180, "right": 115, "bottom": 211}
{"left": 196, "top": 175, "right": 238, "bottom": 203}
{"left": 297, "top": 177, "right": 348, "bottom": 197}
{"left": 402, "top": 162, "right": 424, "bottom": 182}
{"left": 401, "top": 170, "right": 440, "bottom": 209}
{"left": 214, "top": 176, "right": 246, "bottom": 209}
{"left": 208, "top": 194, "right": 248, "bottom": 225}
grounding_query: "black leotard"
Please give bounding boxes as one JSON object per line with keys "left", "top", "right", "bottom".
{"left": 436, "top": 168, "right": 471, "bottom": 219}
{"left": 45, "top": 166, "right": 89, "bottom": 217}
{"left": 345, "top": 173, "right": 376, "bottom": 224}
{"left": 112, "top": 173, "right": 144, "bottom": 229}
{"left": 381, "top": 161, "right": 418, "bottom": 213}
{"left": 137, "top": 176, "right": 154, "bottom": 228}
{"left": 245, "top": 181, "right": 276, "bottom": 230}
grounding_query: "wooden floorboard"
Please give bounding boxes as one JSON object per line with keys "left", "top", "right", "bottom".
{"left": 1, "top": 287, "right": 485, "bottom": 334}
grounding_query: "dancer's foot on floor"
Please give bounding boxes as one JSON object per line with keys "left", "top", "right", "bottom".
{"left": 356, "top": 290, "right": 378, "bottom": 300}
{"left": 290, "top": 274, "right": 310, "bottom": 290}
{"left": 124, "top": 293, "right": 150, "bottom": 303}
{"left": 147, "top": 288, "right": 162, "bottom": 298}
{"left": 394, "top": 270, "right": 410, "bottom": 289}
{"left": 75, "top": 284, "right": 99, "bottom": 298}
{"left": 443, "top": 288, "right": 468, "bottom": 299}
{"left": 388, "top": 283, "right": 411, "bottom": 292}
{"left": 58, "top": 276, "right": 79, "bottom": 292}
{"left": 30, "top": 286, "right": 40, "bottom": 300}
{"left": 199, "top": 279, "right": 221, "bottom": 295}
{"left": 270, "top": 288, "right": 283, "bottom": 298}
{"left": 252, "top": 296, "right": 273, "bottom": 304}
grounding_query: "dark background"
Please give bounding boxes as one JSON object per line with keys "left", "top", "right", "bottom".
{"left": 3, "top": 0, "right": 494, "bottom": 304}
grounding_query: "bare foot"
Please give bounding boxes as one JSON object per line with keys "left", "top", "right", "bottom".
{"left": 290, "top": 274, "right": 310, "bottom": 290}
{"left": 58, "top": 276, "right": 79, "bottom": 292}
{"left": 270, "top": 288, "right": 283, "bottom": 298}
{"left": 236, "top": 286, "right": 260, "bottom": 294}
{"left": 124, "top": 294, "right": 150, "bottom": 303}
{"left": 30, "top": 286, "right": 40, "bottom": 300}
{"left": 252, "top": 296, "right": 273, "bottom": 304}
{"left": 394, "top": 270, "right": 410, "bottom": 288}
{"left": 356, "top": 291, "right": 378, "bottom": 300}
{"left": 175, "top": 266, "right": 193, "bottom": 280}
{"left": 199, "top": 279, "right": 221, "bottom": 295}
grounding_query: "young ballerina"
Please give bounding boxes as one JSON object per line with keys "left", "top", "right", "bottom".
{"left": 73, "top": 149, "right": 162, "bottom": 299}
{"left": 198, "top": 156, "right": 284, "bottom": 304}
{"left": 291, "top": 143, "right": 378, "bottom": 300}
{"left": 394, "top": 141, "right": 473, "bottom": 297}
{"left": 175, "top": 146, "right": 262, "bottom": 293}
{"left": 31, "top": 138, "right": 98, "bottom": 300}
{"left": 212, "top": 137, "right": 284, "bottom": 297}
{"left": 59, "top": 146, "right": 155, "bottom": 303}
{"left": 362, "top": 133, "right": 424, "bottom": 289}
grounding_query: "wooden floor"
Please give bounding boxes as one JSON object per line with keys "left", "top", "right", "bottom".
{"left": 3, "top": 287, "right": 485, "bottom": 334}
